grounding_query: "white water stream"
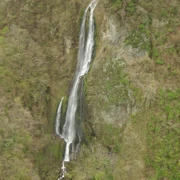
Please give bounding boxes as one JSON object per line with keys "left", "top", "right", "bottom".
{"left": 55, "top": 0, "right": 97, "bottom": 179}
{"left": 55, "top": 97, "right": 64, "bottom": 138}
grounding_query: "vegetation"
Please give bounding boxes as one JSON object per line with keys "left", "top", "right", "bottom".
{"left": 85, "top": 0, "right": 180, "bottom": 179}
{"left": 0, "top": 0, "right": 82, "bottom": 179}
{"left": 0, "top": 0, "right": 180, "bottom": 179}
{"left": 146, "top": 89, "right": 180, "bottom": 179}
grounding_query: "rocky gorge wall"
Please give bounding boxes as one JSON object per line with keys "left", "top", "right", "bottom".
{"left": 68, "top": 1, "right": 152, "bottom": 179}
{"left": 69, "top": 0, "right": 180, "bottom": 179}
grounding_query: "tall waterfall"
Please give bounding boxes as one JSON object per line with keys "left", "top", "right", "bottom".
{"left": 62, "top": 0, "right": 97, "bottom": 162}
{"left": 55, "top": 0, "right": 97, "bottom": 174}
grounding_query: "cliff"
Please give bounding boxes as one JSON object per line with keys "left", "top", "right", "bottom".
{"left": 0, "top": 0, "right": 180, "bottom": 179}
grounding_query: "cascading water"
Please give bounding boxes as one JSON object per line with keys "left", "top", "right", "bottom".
{"left": 55, "top": 0, "right": 97, "bottom": 179}
{"left": 55, "top": 97, "right": 64, "bottom": 138}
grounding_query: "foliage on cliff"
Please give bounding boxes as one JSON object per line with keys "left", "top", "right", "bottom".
{"left": 83, "top": 0, "right": 180, "bottom": 179}
{"left": 0, "top": 0, "right": 180, "bottom": 179}
{"left": 0, "top": 0, "right": 83, "bottom": 179}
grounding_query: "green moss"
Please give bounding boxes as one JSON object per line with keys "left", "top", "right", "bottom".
{"left": 1, "top": 26, "right": 9, "bottom": 35}
{"left": 146, "top": 89, "right": 180, "bottom": 179}
{"left": 125, "top": 25, "right": 150, "bottom": 51}
{"left": 0, "top": 35, "right": 4, "bottom": 43}
{"left": 34, "top": 137, "right": 63, "bottom": 180}
{"left": 95, "top": 123, "right": 123, "bottom": 154}
{"left": 156, "top": 59, "right": 164, "bottom": 65}
{"left": 93, "top": 171, "right": 106, "bottom": 180}
{"left": 69, "top": 142, "right": 115, "bottom": 180}
{"left": 126, "top": 0, "right": 137, "bottom": 15}
{"left": 111, "top": 0, "right": 123, "bottom": 10}
{"left": 102, "top": 57, "right": 129, "bottom": 106}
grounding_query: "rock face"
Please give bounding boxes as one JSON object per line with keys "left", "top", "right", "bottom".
{"left": 76, "top": 1, "right": 180, "bottom": 179}
{"left": 81, "top": 2, "right": 150, "bottom": 179}
{"left": 87, "top": 1, "right": 157, "bottom": 126}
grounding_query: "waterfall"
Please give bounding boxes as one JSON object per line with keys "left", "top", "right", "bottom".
{"left": 55, "top": 0, "right": 97, "bottom": 178}
{"left": 55, "top": 97, "right": 64, "bottom": 138}
{"left": 62, "top": 0, "right": 97, "bottom": 162}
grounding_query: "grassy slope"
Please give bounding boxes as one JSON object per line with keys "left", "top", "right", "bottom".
{"left": 0, "top": 0, "right": 85, "bottom": 179}
{"left": 122, "top": 1, "right": 180, "bottom": 178}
